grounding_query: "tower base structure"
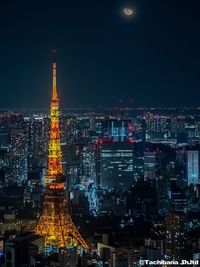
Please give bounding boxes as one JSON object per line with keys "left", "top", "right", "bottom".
{"left": 35, "top": 180, "right": 89, "bottom": 252}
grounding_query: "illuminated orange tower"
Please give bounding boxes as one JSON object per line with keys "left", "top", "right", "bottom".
{"left": 35, "top": 53, "right": 88, "bottom": 251}
{"left": 47, "top": 60, "right": 62, "bottom": 176}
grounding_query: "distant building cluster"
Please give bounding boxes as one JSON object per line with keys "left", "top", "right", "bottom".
{"left": 0, "top": 107, "right": 200, "bottom": 266}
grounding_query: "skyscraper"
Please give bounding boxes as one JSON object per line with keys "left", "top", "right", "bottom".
{"left": 99, "top": 141, "right": 134, "bottom": 189}
{"left": 144, "top": 151, "right": 158, "bottom": 181}
{"left": 176, "top": 150, "right": 199, "bottom": 186}
{"left": 165, "top": 211, "right": 186, "bottom": 261}
{"left": 9, "top": 128, "right": 28, "bottom": 185}
{"left": 187, "top": 150, "right": 199, "bottom": 186}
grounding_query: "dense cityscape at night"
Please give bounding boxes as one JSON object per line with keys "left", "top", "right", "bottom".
{"left": 1, "top": 0, "right": 200, "bottom": 266}
{"left": 1, "top": 98, "right": 200, "bottom": 266}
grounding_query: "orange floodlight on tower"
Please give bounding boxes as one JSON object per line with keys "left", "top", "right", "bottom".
{"left": 35, "top": 52, "right": 89, "bottom": 251}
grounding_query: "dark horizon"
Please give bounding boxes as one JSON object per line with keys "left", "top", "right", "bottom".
{"left": 1, "top": 0, "right": 200, "bottom": 108}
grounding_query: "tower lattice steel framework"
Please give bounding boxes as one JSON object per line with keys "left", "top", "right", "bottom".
{"left": 35, "top": 54, "right": 88, "bottom": 250}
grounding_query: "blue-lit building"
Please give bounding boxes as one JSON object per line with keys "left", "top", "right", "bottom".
{"left": 176, "top": 149, "right": 200, "bottom": 186}
{"left": 103, "top": 120, "right": 134, "bottom": 142}
{"left": 99, "top": 142, "right": 134, "bottom": 189}
{"left": 187, "top": 150, "right": 199, "bottom": 186}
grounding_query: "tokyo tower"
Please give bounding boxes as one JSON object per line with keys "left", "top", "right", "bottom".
{"left": 35, "top": 52, "right": 88, "bottom": 251}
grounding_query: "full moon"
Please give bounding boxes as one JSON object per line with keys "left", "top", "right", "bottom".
{"left": 123, "top": 7, "right": 135, "bottom": 16}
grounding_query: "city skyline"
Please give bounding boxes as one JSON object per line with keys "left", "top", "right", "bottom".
{"left": 1, "top": 1, "right": 200, "bottom": 266}
{"left": 0, "top": 0, "right": 200, "bottom": 108}
{"left": 1, "top": 94, "right": 200, "bottom": 265}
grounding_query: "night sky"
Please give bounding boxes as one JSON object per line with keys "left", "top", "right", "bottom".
{"left": 1, "top": 0, "right": 200, "bottom": 108}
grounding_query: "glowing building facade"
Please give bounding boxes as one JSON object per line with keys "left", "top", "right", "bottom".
{"left": 99, "top": 142, "right": 134, "bottom": 189}
{"left": 9, "top": 129, "right": 28, "bottom": 185}
{"left": 187, "top": 150, "right": 199, "bottom": 186}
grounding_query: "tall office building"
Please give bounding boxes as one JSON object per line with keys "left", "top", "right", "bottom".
{"left": 176, "top": 150, "right": 199, "bottom": 185}
{"left": 144, "top": 151, "right": 160, "bottom": 181}
{"left": 9, "top": 129, "right": 28, "bottom": 185}
{"left": 29, "top": 118, "right": 47, "bottom": 163}
{"left": 80, "top": 146, "right": 96, "bottom": 179}
{"left": 187, "top": 150, "right": 199, "bottom": 185}
{"left": 99, "top": 141, "right": 134, "bottom": 189}
{"left": 60, "top": 116, "right": 77, "bottom": 144}
{"left": 165, "top": 211, "right": 186, "bottom": 261}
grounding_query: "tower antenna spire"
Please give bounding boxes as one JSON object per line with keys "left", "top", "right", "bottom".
{"left": 52, "top": 49, "right": 56, "bottom": 62}
{"left": 52, "top": 49, "right": 58, "bottom": 100}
